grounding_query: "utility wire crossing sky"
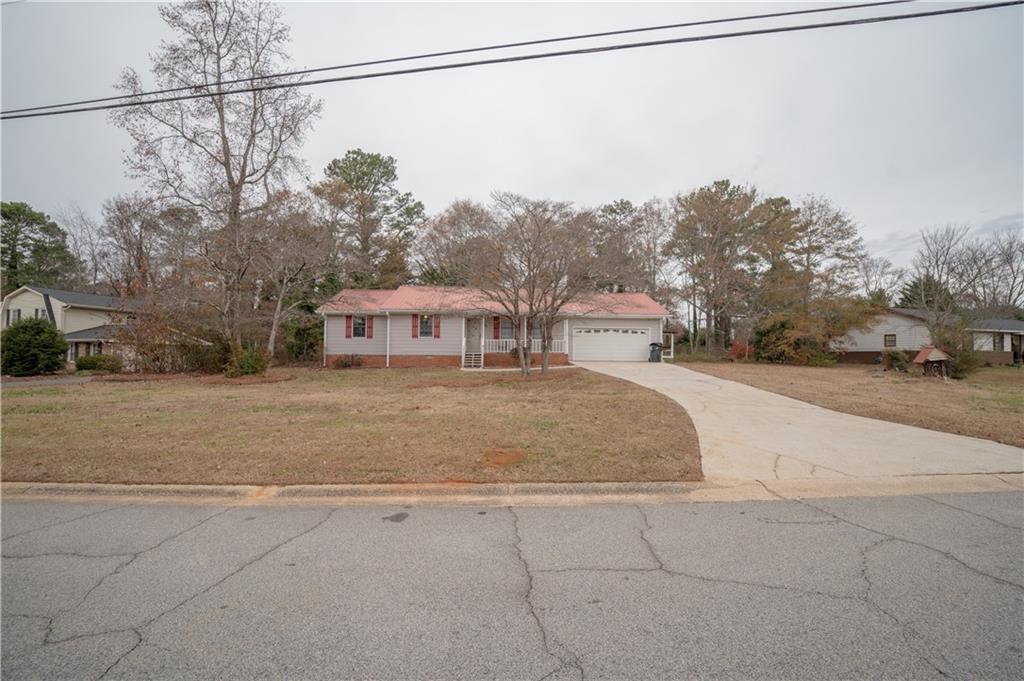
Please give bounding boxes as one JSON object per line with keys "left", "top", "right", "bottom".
{"left": 1, "top": 0, "right": 1020, "bottom": 268}
{"left": 2, "top": 0, "right": 1020, "bottom": 120}
{"left": 2, "top": 0, "right": 916, "bottom": 115}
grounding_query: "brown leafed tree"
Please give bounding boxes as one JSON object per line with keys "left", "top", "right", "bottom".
{"left": 665, "top": 180, "right": 758, "bottom": 352}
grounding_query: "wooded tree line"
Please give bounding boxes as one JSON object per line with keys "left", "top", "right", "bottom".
{"left": 2, "top": 1, "right": 1021, "bottom": 370}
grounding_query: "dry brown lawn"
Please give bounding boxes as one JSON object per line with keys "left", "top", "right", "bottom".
{"left": 1, "top": 367, "right": 701, "bottom": 485}
{"left": 683, "top": 361, "right": 1024, "bottom": 448}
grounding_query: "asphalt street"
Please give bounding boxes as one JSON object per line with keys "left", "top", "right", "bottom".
{"left": 2, "top": 491, "right": 1022, "bottom": 680}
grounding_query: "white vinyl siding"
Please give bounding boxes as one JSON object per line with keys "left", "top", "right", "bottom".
{"left": 974, "top": 332, "right": 1011, "bottom": 352}
{"left": 2, "top": 289, "right": 43, "bottom": 328}
{"left": 837, "top": 313, "right": 931, "bottom": 353}
{"left": 62, "top": 307, "right": 114, "bottom": 334}
{"left": 324, "top": 315, "right": 387, "bottom": 355}
{"left": 389, "top": 314, "right": 462, "bottom": 356}
{"left": 568, "top": 317, "right": 661, "bottom": 361}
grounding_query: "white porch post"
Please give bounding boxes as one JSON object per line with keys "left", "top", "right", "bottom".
{"left": 322, "top": 314, "right": 327, "bottom": 367}
{"left": 563, "top": 318, "right": 568, "bottom": 355}
{"left": 385, "top": 313, "right": 391, "bottom": 368}
{"left": 461, "top": 316, "right": 466, "bottom": 368}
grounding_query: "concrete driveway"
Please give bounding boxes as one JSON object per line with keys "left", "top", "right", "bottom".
{"left": 578, "top": 362, "right": 1024, "bottom": 482}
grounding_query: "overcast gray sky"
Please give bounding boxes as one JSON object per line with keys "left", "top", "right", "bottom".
{"left": 2, "top": 1, "right": 1021, "bottom": 265}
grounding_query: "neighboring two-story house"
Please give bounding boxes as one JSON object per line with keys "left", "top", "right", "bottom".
{"left": 1, "top": 285, "right": 135, "bottom": 362}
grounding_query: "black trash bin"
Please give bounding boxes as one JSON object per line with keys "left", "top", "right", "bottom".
{"left": 648, "top": 342, "right": 664, "bottom": 363}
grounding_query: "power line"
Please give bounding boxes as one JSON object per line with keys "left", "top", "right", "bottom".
{"left": 3, "top": 1, "right": 1020, "bottom": 121}
{"left": 2, "top": 0, "right": 917, "bottom": 116}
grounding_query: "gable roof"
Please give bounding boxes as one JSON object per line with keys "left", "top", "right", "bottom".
{"left": 16, "top": 286, "right": 139, "bottom": 310}
{"left": 887, "top": 308, "right": 1024, "bottom": 333}
{"left": 316, "top": 285, "right": 668, "bottom": 317}
{"left": 888, "top": 307, "right": 931, "bottom": 322}
{"left": 63, "top": 324, "right": 122, "bottom": 341}
{"left": 912, "top": 345, "right": 951, "bottom": 364}
{"left": 968, "top": 318, "right": 1024, "bottom": 333}
{"left": 316, "top": 289, "right": 399, "bottom": 314}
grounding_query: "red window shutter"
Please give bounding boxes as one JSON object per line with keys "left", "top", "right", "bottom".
{"left": 493, "top": 316, "right": 500, "bottom": 339}
{"left": 411, "top": 314, "right": 419, "bottom": 339}
{"left": 433, "top": 316, "right": 441, "bottom": 339}
{"left": 366, "top": 316, "right": 374, "bottom": 339}
{"left": 345, "top": 315, "right": 352, "bottom": 339}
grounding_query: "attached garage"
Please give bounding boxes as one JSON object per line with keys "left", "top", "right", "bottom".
{"left": 571, "top": 326, "right": 652, "bottom": 361}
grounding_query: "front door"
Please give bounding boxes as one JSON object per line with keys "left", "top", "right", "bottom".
{"left": 466, "top": 317, "right": 482, "bottom": 352}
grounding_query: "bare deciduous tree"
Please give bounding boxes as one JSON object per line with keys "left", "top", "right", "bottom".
{"left": 111, "top": 0, "right": 321, "bottom": 345}
{"left": 857, "top": 255, "right": 905, "bottom": 304}
{"left": 100, "top": 194, "right": 162, "bottom": 295}
{"left": 253, "top": 191, "right": 331, "bottom": 356}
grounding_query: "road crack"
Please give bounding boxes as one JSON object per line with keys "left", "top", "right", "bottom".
{"left": 508, "top": 508, "right": 584, "bottom": 681}
{"left": 66, "top": 508, "right": 338, "bottom": 681}
{"left": 916, "top": 494, "right": 1023, "bottom": 531}
{"left": 1, "top": 505, "right": 117, "bottom": 542}
{"left": 45, "top": 506, "right": 232, "bottom": 646}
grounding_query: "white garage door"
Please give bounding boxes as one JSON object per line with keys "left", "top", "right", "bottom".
{"left": 573, "top": 327, "right": 650, "bottom": 361}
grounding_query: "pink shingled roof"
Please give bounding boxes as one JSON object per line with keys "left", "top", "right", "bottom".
{"left": 563, "top": 291, "right": 669, "bottom": 316}
{"left": 912, "top": 345, "right": 951, "bottom": 364}
{"left": 317, "top": 285, "right": 668, "bottom": 317}
{"left": 316, "top": 289, "right": 396, "bottom": 314}
{"left": 377, "top": 285, "right": 500, "bottom": 313}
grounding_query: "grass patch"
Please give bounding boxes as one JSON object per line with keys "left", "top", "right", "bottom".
{"left": 686, "top": 363, "right": 1023, "bottom": 448}
{"left": 1, "top": 367, "right": 701, "bottom": 485}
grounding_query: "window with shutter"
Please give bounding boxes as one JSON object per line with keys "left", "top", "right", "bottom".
{"left": 352, "top": 315, "right": 367, "bottom": 338}
{"left": 419, "top": 314, "right": 434, "bottom": 338}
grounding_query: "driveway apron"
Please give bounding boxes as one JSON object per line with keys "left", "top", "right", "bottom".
{"left": 577, "top": 362, "right": 1024, "bottom": 482}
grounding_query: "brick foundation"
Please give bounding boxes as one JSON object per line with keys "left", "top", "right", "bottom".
{"left": 326, "top": 352, "right": 570, "bottom": 369}
{"left": 483, "top": 352, "right": 569, "bottom": 367}
{"left": 978, "top": 350, "right": 1014, "bottom": 365}
{"left": 835, "top": 351, "right": 884, "bottom": 364}
{"left": 325, "top": 354, "right": 460, "bottom": 369}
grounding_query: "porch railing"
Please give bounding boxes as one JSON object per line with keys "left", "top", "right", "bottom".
{"left": 483, "top": 339, "right": 566, "bottom": 354}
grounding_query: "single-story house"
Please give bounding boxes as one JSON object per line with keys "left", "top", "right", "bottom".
{"left": 316, "top": 285, "right": 670, "bottom": 368}
{"left": 1, "top": 285, "right": 136, "bottom": 362}
{"left": 834, "top": 308, "right": 1021, "bottom": 364}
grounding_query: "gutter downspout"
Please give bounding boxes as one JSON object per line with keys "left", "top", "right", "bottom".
{"left": 385, "top": 312, "right": 391, "bottom": 368}
{"left": 322, "top": 314, "right": 327, "bottom": 367}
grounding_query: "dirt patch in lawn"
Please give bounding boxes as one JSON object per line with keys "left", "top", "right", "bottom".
{"left": 482, "top": 448, "right": 529, "bottom": 467}
{"left": 684, "top": 362, "right": 1023, "bottom": 448}
{"left": 1, "top": 367, "right": 701, "bottom": 485}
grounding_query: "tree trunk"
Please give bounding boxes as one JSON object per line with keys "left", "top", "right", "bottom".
{"left": 266, "top": 281, "right": 288, "bottom": 358}
{"left": 540, "top": 322, "right": 551, "bottom": 373}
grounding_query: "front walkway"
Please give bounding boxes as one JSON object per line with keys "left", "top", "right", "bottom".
{"left": 577, "top": 362, "right": 1024, "bottom": 482}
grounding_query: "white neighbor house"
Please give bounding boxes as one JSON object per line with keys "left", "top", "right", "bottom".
{"left": 835, "top": 308, "right": 1021, "bottom": 364}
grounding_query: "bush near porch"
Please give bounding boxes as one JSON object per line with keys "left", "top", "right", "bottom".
{"left": 0, "top": 367, "right": 702, "bottom": 485}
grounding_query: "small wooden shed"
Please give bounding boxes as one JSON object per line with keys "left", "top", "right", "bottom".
{"left": 912, "top": 345, "right": 951, "bottom": 377}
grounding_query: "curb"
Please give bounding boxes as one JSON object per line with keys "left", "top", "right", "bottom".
{"left": 2, "top": 473, "right": 1020, "bottom": 506}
